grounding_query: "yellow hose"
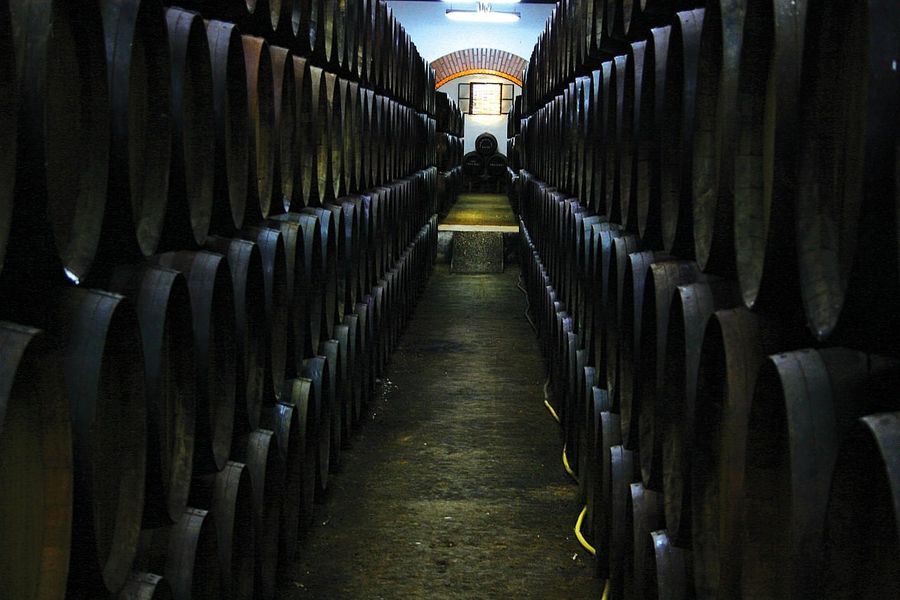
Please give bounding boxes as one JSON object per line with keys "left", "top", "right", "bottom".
{"left": 544, "top": 398, "right": 561, "bottom": 423}
{"left": 562, "top": 444, "right": 577, "bottom": 482}
{"left": 574, "top": 506, "right": 596, "bottom": 555}
{"left": 542, "top": 378, "right": 609, "bottom": 599}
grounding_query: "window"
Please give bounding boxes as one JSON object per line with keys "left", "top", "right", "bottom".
{"left": 458, "top": 82, "right": 515, "bottom": 115}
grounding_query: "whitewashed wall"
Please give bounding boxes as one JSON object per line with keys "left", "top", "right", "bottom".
{"left": 438, "top": 73, "right": 519, "bottom": 153}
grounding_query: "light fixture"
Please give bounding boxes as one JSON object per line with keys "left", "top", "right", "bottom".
{"left": 442, "top": 0, "right": 520, "bottom": 4}
{"left": 445, "top": 3, "right": 521, "bottom": 22}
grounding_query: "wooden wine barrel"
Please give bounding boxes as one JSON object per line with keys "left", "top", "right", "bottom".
{"left": 118, "top": 572, "right": 173, "bottom": 600}
{"left": 463, "top": 151, "right": 485, "bottom": 178}
{"left": 486, "top": 154, "right": 509, "bottom": 179}
{"left": 206, "top": 20, "right": 249, "bottom": 234}
{"left": 733, "top": 0, "right": 806, "bottom": 313}
{"left": 97, "top": 0, "right": 171, "bottom": 262}
{"left": 302, "top": 356, "right": 332, "bottom": 499}
{"left": 234, "top": 430, "right": 283, "bottom": 600}
{"left": 281, "top": 378, "right": 317, "bottom": 533}
{"left": 189, "top": 461, "right": 255, "bottom": 600}
{"left": 323, "top": 71, "right": 344, "bottom": 202}
{"left": 619, "top": 40, "right": 646, "bottom": 231}
{"left": 270, "top": 0, "right": 301, "bottom": 44}
{"left": 691, "top": 0, "right": 747, "bottom": 275}
{"left": 821, "top": 412, "right": 900, "bottom": 599}
{"left": 659, "top": 8, "right": 704, "bottom": 258}
{"left": 164, "top": 8, "right": 214, "bottom": 250}
{"left": 264, "top": 400, "right": 302, "bottom": 571}
{"left": 661, "top": 279, "right": 739, "bottom": 546}
{"left": 359, "top": 89, "right": 374, "bottom": 190}
{"left": 637, "top": 259, "right": 700, "bottom": 490}
{"left": 340, "top": 1, "right": 357, "bottom": 76}
{"left": 650, "top": 529, "right": 694, "bottom": 600}
{"left": 690, "top": 307, "right": 765, "bottom": 599}
{"left": 475, "top": 133, "right": 499, "bottom": 157}
{"left": 741, "top": 347, "right": 899, "bottom": 599}
{"left": 576, "top": 370, "right": 599, "bottom": 511}
{"left": 302, "top": 206, "right": 340, "bottom": 337}
{"left": 343, "top": 81, "right": 362, "bottom": 194}
{"left": 324, "top": 199, "right": 359, "bottom": 320}
{"left": 355, "top": 296, "right": 377, "bottom": 411}
{"left": 109, "top": 265, "right": 196, "bottom": 527}
{"left": 343, "top": 312, "right": 363, "bottom": 428}
{"left": 628, "top": 483, "right": 665, "bottom": 600}
{"left": 294, "top": 0, "right": 316, "bottom": 56}
{"left": 153, "top": 251, "right": 237, "bottom": 474}
{"left": 605, "top": 234, "right": 641, "bottom": 411}
{"left": 285, "top": 212, "right": 325, "bottom": 356}
{"left": 164, "top": 508, "right": 221, "bottom": 600}
{"left": 321, "top": 338, "right": 344, "bottom": 472}
{"left": 335, "top": 320, "right": 357, "bottom": 442}
{"left": 605, "top": 54, "right": 627, "bottom": 224}
{"left": 270, "top": 45, "right": 295, "bottom": 215}
{"left": 796, "top": 0, "right": 899, "bottom": 347}
{"left": 238, "top": 227, "right": 290, "bottom": 397}
{"left": 619, "top": 250, "right": 666, "bottom": 450}
{"left": 0, "top": 322, "right": 72, "bottom": 600}
{"left": 307, "top": 65, "right": 329, "bottom": 204}
{"left": 591, "top": 227, "right": 623, "bottom": 391}
{"left": 608, "top": 445, "right": 635, "bottom": 599}
{"left": 347, "top": 194, "right": 371, "bottom": 298}
{"left": 313, "top": 0, "right": 339, "bottom": 67}
{"left": 291, "top": 56, "right": 314, "bottom": 210}
{"left": 264, "top": 217, "right": 307, "bottom": 375}
{"left": 205, "top": 237, "right": 267, "bottom": 434}
{"left": 7, "top": 0, "right": 109, "bottom": 286}
{"left": 636, "top": 25, "right": 672, "bottom": 250}
{"left": 42, "top": 289, "right": 146, "bottom": 595}
{"left": 594, "top": 409, "right": 623, "bottom": 579}
{"left": 242, "top": 34, "right": 275, "bottom": 222}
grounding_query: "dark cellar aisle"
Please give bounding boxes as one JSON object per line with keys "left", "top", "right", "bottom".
{"left": 280, "top": 266, "right": 601, "bottom": 599}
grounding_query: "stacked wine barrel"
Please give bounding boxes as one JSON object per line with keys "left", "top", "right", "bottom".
{"left": 506, "top": 96, "right": 524, "bottom": 213}
{"left": 0, "top": 0, "right": 439, "bottom": 598}
{"left": 435, "top": 91, "right": 464, "bottom": 215}
{"left": 517, "top": 0, "right": 899, "bottom": 598}
{"left": 463, "top": 132, "right": 509, "bottom": 192}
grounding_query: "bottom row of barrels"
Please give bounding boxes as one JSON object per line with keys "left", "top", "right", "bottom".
{"left": 519, "top": 218, "right": 900, "bottom": 600}
{"left": 0, "top": 213, "right": 439, "bottom": 600}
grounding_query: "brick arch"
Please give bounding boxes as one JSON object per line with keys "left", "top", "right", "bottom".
{"left": 431, "top": 48, "right": 527, "bottom": 88}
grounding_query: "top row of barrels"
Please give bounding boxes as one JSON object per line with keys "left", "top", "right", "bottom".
{"left": 0, "top": 0, "right": 438, "bottom": 307}
{"left": 513, "top": 0, "right": 898, "bottom": 354}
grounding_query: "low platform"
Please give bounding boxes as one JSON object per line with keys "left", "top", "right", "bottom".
{"left": 439, "top": 194, "right": 519, "bottom": 273}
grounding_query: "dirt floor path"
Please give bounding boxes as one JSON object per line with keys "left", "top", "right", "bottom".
{"left": 280, "top": 266, "right": 600, "bottom": 599}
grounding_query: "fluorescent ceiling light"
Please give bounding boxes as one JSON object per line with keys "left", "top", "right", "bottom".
{"left": 443, "top": 0, "right": 521, "bottom": 4}
{"left": 445, "top": 8, "right": 521, "bottom": 22}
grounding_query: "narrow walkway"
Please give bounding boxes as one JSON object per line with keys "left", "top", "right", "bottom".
{"left": 281, "top": 266, "right": 600, "bottom": 599}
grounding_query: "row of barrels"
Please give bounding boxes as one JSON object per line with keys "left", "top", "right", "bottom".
{"left": 435, "top": 133, "right": 464, "bottom": 173}
{"left": 435, "top": 91, "right": 464, "bottom": 138}
{"left": 517, "top": 0, "right": 898, "bottom": 353}
{"left": 462, "top": 152, "right": 509, "bottom": 181}
{"left": 0, "top": 0, "right": 437, "bottom": 300}
{"left": 434, "top": 92, "right": 464, "bottom": 215}
{"left": 507, "top": 136, "right": 522, "bottom": 173}
{"left": 521, "top": 0, "right": 703, "bottom": 113}
{"left": 0, "top": 170, "right": 440, "bottom": 599}
{"left": 177, "top": 0, "right": 437, "bottom": 113}
{"left": 437, "top": 168, "right": 464, "bottom": 217}
{"left": 518, "top": 173, "right": 900, "bottom": 600}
